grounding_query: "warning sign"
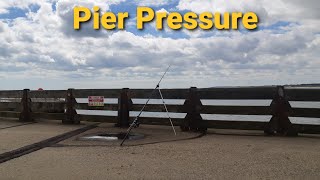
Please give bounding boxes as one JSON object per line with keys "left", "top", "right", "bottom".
{"left": 88, "top": 96, "right": 104, "bottom": 107}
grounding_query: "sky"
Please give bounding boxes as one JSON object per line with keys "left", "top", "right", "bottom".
{"left": 0, "top": 0, "right": 319, "bottom": 90}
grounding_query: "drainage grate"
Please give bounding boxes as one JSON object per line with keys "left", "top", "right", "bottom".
{"left": 78, "top": 132, "right": 144, "bottom": 141}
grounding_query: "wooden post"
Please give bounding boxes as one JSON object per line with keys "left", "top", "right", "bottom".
{"left": 181, "top": 87, "right": 207, "bottom": 133}
{"left": 264, "top": 86, "right": 297, "bottom": 136}
{"left": 19, "top": 89, "right": 33, "bottom": 122}
{"left": 115, "top": 88, "right": 132, "bottom": 128}
{"left": 64, "top": 89, "right": 79, "bottom": 124}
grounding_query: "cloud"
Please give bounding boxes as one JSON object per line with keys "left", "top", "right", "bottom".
{"left": 0, "top": 0, "right": 319, "bottom": 89}
{"left": 0, "top": 21, "right": 4, "bottom": 32}
{"left": 177, "top": 0, "right": 320, "bottom": 25}
{"left": 135, "top": 0, "right": 173, "bottom": 6}
{"left": 0, "top": 0, "right": 41, "bottom": 14}
{"left": 56, "top": 1, "right": 106, "bottom": 37}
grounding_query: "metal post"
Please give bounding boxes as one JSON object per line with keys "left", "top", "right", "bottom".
{"left": 264, "top": 86, "right": 297, "bottom": 136}
{"left": 158, "top": 87, "right": 176, "bottom": 135}
{"left": 181, "top": 87, "right": 206, "bottom": 133}
{"left": 115, "top": 88, "right": 132, "bottom": 128}
{"left": 19, "top": 89, "right": 33, "bottom": 122}
{"left": 64, "top": 88, "right": 79, "bottom": 124}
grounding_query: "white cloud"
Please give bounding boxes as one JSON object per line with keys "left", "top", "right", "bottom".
{"left": 135, "top": 0, "right": 172, "bottom": 6}
{"left": 0, "top": 0, "right": 319, "bottom": 89}
{"left": 0, "top": 0, "right": 41, "bottom": 14}
{"left": 177, "top": 0, "right": 320, "bottom": 25}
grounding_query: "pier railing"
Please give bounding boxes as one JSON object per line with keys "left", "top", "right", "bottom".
{"left": 0, "top": 86, "right": 319, "bottom": 135}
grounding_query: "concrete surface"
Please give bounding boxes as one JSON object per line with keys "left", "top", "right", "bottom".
{"left": 58, "top": 124, "right": 201, "bottom": 147}
{"left": 0, "top": 118, "right": 31, "bottom": 129}
{"left": 0, "top": 120, "right": 88, "bottom": 154}
{"left": 0, "top": 123, "right": 320, "bottom": 179}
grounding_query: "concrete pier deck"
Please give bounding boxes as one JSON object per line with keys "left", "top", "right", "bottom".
{"left": 0, "top": 120, "right": 320, "bottom": 179}
{"left": 0, "top": 119, "right": 90, "bottom": 154}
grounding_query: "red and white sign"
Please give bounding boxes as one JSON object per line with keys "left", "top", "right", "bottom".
{"left": 88, "top": 96, "right": 104, "bottom": 107}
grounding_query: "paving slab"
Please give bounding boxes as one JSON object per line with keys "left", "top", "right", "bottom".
{"left": 0, "top": 118, "right": 33, "bottom": 130}
{"left": 57, "top": 123, "right": 202, "bottom": 147}
{"left": 0, "top": 125, "right": 320, "bottom": 179}
{"left": 0, "top": 120, "right": 89, "bottom": 154}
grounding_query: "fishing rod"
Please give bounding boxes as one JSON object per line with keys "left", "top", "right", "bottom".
{"left": 120, "top": 65, "right": 176, "bottom": 146}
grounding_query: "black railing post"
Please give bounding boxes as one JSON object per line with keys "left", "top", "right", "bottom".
{"left": 19, "top": 89, "right": 33, "bottom": 122}
{"left": 64, "top": 89, "right": 79, "bottom": 124}
{"left": 264, "top": 86, "right": 297, "bottom": 136}
{"left": 115, "top": 88, "right": 132, "bottom": 128}
{"left": 181, "top": 87, "right": 207, "bottom": 133}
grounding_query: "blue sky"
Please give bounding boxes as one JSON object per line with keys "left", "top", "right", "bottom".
{"left": 0, "top": 0, "right": 319, "bottom": 90}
